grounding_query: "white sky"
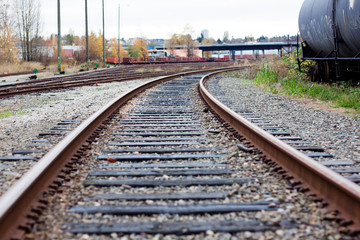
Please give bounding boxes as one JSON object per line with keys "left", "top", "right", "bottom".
{"left": 41, "top": 0, "right": 305, "bottom": 40}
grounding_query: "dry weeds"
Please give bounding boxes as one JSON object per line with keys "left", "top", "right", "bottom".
{"left": 0, "top": 62, "right": 43, "bottom": 74}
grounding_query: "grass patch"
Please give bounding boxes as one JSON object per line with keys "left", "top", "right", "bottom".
{"left": 224, "top": 71, "right": 247, "bottom": 79}
{"left": 0, "top": 61, "right": 99, "bottom": 75}
{"left": 0, "top": 109, "right": 26, "bottom": 118}
{"left": 134, "top": 68, "right": 146, "bottom": 73}
{"left": 0, "top": 62, "right": 43, "bottom": 74}
{"left": 249, "top": 54, "right": 360, "bottom": 115}
{"left": 153, "top": 67, "right": 163, "bottom": 72}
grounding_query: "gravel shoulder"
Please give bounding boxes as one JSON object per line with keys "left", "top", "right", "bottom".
{"left": 0, "top": 78, "right": 154, "bottom": 196}
{"left": 0, "top": 66, "right": 92, "bottom": 86}
{"left": 216, "top": 76, "right": 360, "bottom": 163}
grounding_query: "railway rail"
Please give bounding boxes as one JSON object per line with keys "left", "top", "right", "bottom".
{"left": 0, "top": 62, "right": 232, "bottom": 99}
{"left": 0, "top": 67, "right": 359, "bottom": 239}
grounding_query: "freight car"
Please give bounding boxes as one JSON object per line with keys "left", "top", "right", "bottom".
{"left": 298, "top": 0, "right": 360, "bottom": 82}
{"left": 106, "top": 57, "right": 229, "bottom": 65}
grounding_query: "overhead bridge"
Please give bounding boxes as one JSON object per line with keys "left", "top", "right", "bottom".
{"left": 198, "top": 42, "right": 298, "bottom": 59}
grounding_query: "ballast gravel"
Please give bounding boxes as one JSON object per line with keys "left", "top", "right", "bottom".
{"left": 211, "top": 74, "right": 360, "bottom": 164}
{"left": 0, "top": 72, "right": 357, "bottom": 239}
{"left": 0, "top": 78, "right": 155, "bottom": 196}
{"left": 32, "top": 78, "right": 352, "bottom": 239}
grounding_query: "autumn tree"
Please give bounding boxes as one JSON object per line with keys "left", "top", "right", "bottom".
{"left": 0, "top": 0, "right": 18, "bottom": 63}
{"left": 14, "top": 0, "right": 41, "bottom": 61}
{"left": 180, "top": 34, "right": 197, "bottom": 57}
{"left": 71, "top": 32, "right": 108, "bottom": 63}
{"left": 166, "top": 34, "right": 181, "bottom": 57}
{"left": 107, "top": 37, "right": 129, "bottom": 60}
{"left": 167, "top": 25, "right": 197, "bottom": 57}
{"left": 88, "top": 31, "right": 103, "bottom": 61}
{"left": 245, "top": 34, "right": 255, "bottom": 42}
{"left": 128, "top": 38, "right": 148, "bottom": 58}
{"left": 75, "top": 32, "right": 103, "bottom": 62}
{"left": 181, "top": 25, "right": 197, "bottom": 57}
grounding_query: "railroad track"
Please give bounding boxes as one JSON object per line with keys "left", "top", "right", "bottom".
{"left": 206, "top": 77, "right": 360, "bottom": 180}
{"left": 0, "top": 62, "right": 232, "bottom": 99}
{"left": 0, "top": 68, "right": 359, "bottom": 239}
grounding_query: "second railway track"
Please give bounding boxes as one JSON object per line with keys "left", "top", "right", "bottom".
{"left": 0, "top": 62, "right": 233, "bottom": 99}
{"left": 0, "top": 68, "right": 359, "bottom": 239}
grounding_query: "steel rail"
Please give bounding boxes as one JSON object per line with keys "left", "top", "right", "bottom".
{"left": 199, "top": 71, "right": 360, "bottom": 230}
{"left": 0, "top": 72, "right": 169, "bottom": 99}
{"left": 0, "top": 67, "right": 240, "bottom": 240}
{"left": 0, "top": 62, "right": 231, "bottom": 89}
{"left": 0, "top": 63, "right": 233, "bottom": 99}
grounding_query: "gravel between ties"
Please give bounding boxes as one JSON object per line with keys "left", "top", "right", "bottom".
{"left": 211, "top": 74, "right": 360, "bottom": 164}
{"left": 0, "top": 73, "right": 356, "bottom": 239}
{"left": 32, "top": 76, "right": 352, "bottom": 239}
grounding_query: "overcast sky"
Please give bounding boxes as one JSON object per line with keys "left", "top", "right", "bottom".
{"left": 41, "top": 0, "right": 305, "bottom": 40}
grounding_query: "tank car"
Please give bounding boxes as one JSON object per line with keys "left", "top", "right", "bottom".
{"left": 298, "top": 0, "right": 360, "bottom": 81}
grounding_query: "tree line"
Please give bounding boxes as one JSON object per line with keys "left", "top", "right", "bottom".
{"left": 0, "top": 0, "right": 296, "bottom": 65}
{"left": 0, "top": 0, "right": 131, "bottom": 64}
{"left": 0, "top": 0, "right": 201, "bottom": 65}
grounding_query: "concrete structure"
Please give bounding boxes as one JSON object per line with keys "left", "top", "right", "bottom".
{"left": 199, "top": 42, "right": 297, "bottom": 59}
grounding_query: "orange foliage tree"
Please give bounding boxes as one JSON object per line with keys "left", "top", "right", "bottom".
{"left": 166, "top": 34, "right": 181, "bottom": 57}
{"left": 107, "top": 37, "right": 129, "bottom": 61}
{"left": 128, "top": 38, "right": 148, "bottom": 58}
{"left": 166, "top": 25, "right": 197, "bottom": 57}
{"left": 88, "top": 31, "right": 103, "bottom": 61}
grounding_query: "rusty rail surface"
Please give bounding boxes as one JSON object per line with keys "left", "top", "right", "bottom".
{"left": 199, "top": 71, "right": 360, "bottom": 230}
{"left": 0, "top": 62, "right": 233, "bottom": 99}
{"left": 0, "top": 67, "right": 241, "bottom": 240}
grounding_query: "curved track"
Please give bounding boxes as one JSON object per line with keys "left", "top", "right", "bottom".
{"left": 0, "top": 67, "right": 359, "bottom": 239}
{"left": 0, "top": 62, "right": 233, "bottom": 99}
{"left": 0, "top": 67, "right": 240, "bottom": 239}
{"left": 200, "top": 71, "right": 360, "bottom": 230}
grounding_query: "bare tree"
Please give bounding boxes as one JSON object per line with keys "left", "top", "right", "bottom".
{"left": 180, "top": 34, "right": 196, "bottom": 57}
{"left": 14, "top": 0, "right": 41, "bottom": 61}
{"left": 0, "top": 0, "right": 18, "bottom": 63}
{"left": 181, "top": 25, "right": 197, "bottom": 57}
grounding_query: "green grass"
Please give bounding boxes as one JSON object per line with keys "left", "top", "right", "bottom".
{"left": 0, "top": 109, "right": 26, "bottom": 118}
{"left": 251, "top": 56, "right": 360, "bottom": 114}
{"left": 225, "top": 71, "right": 246, "bottom": 79}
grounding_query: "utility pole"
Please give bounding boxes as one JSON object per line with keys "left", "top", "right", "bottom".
{"left": 118, "top": 4, "right": 120, "bottom": 65}
{"left": 57, "top": 0, "right": 61, "bottom": 72}
{"left": 102, "top": 0, "right": 106, "bottom": 65}
{"left": 85, "top": 0, "right": 89, "bottom": 70}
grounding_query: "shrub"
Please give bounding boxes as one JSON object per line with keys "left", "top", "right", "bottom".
{"left": 247, "top": 54, "right": 360, "bottom": 114}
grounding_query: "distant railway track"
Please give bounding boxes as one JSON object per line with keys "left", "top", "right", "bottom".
{"left": 0, "top": 67, "right": 359, "bottom": 239}
{"left": 0, "top": 62, "right": 232, "bottom": 99}
{"left": 0, "top": 70, "right": 45, "bottom": 78}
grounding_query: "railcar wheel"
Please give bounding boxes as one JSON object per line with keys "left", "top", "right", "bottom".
{"left": 321, "top": 61, "right": 330, "bottom": 82}
{"left": 308, "top": 62, "right": 331, "bottom": 82}
{"left": 308, "top": 64, "right": 318, "bottom": 82}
